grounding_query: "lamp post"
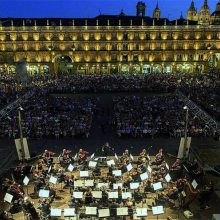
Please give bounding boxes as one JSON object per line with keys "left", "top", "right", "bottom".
{"left": 18, "top": 107, "right": 25, "bottom": 162}
{"left": 183, "top": 106, "right": 189, "bottom": 158}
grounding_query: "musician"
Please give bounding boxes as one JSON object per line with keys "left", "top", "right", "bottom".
{"left": 42, "top": 150, "right": 55, "bottom": 164}
{"left": 109, "top": 199, "right": 119, "bottom": 217}
{"left": 134, "top": 188, "right": 143, "bottom": 203}
{"left": 171, "top": 159, "right": 182, "bottom": 171}
{"left": 22, "top": 197, "right": 39, "bottom": 219}
{"left": 78, "top": 148, "right": 89, "bottom": 163}
{"left": 99, "top": 142, "right": 114, "bottom": 157}
{"left": 59, "top": 149, "right": 71, "bottom": 165}
{"left": 154, "top": 148, "right": 164, "bottom": 165}
{"left": 85, "top": 188, "right": 93, "bottom": 204}
{"left": 198, "top": 181, "right": 214, "bottom": 210}
{"left": 37, "top": 199, "right": 51, "bottom": 219}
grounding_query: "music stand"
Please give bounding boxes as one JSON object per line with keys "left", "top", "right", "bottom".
{"left": 130, "top": 182, "right": 140, "bottom": 190}
{"left": 107, "top": 160, "right": 115, "bottom": 167}
{"left": 72, "top": 192, "right": 83, "bottom": 199}
{"left": 97, "top": 182, "right": 109, "bottom": 188}
{"left": 68, "top": 164, "right": 74, "bottom": 172}
{"left": 48, "top": 165, "right": 52, "bottom": 174}
{"left": 117, "top": 207, "right": 128, "bottom": 216}
{"left": 92, "top": 191, "right": 102, "bottom": 199}
{"left": 152, "top": 206, "right": 164, "bottom": 220}
{"left": 88, "top": 161, "right": 97, "bottom": 168}
{"left": 49, "top": 176, "right": 58, "bottom": 185}
{"left": 80, "top": 171, "right": 89, "bottom": 178}
{"left": 136, "top": 208, "right": 148, "bottom": 217}
{"left": 39, "top": 189, "right": 50, "bottom": 198}
{"left": 122, "top": 192, "right": 132, "bottom": 200}
{"left": 98, "top": 208, "right": 110, "bottom": 218}
{"left": 192, "top": 179, "right": 198, "bottom": 189}
{"left": 147, "top": 166, "right": 152, "bottom": 173}
{"left": 51, "top": 208, "right": 62, "bottom": 218}
{"left": 127, "top": 163, "right": 133, "bottom": 172}
{"left": 153, "top": 182, "right": 163, "bottom": 191}
{"left": 85, "top": 179, "right": 94, "bottom": 187}
{"left": 4, "top": 193, "right": 13, "bottom": 203}
{"left": 85, "top": 207, "right": 97, "bottom": 216}
{"left": 164, "top": 174, "right": 171, "bottom": 183}
{"left": 23, "top": 176, "right": 30, "bottom": 195}
{"left": 108, "top": 191, "right": 119, "bottom": 199}
{"left": 74, "top": 180, "right": 84, "bottom": 188}
{"left": 113, "top": 183, "right": 123, "bottom": 190}
{"left": 112, "top": 170, "right": 122, "bottom": 177}
{"left": 64, "top": 208, "right": 76, "bottom": 217}
{"left": 140, "top": 172, "right": 148, "bottom": 181}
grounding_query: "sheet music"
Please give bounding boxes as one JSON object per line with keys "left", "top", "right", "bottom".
{"left": 80, "top": 171, "right": 89, "bottom": 177}
{"left": 115, "top": 153, "right": 118, "bottom": 160}
{"left": 85, "top": 180, "right": 94, "bottom": 187}
{"left": 64, "top": 208, "right": 76, "bottom": 217}
{"left": 51, "top": 208, "right": 62, "bottom": 217}
{"left": 88, "top": 161, "right": 97, "bottom": 168}
{"left": 117, "top": 207, "right": 128, "bottom": 216}
{"left": 140, "top": 172, "right": 148, "bottom": 181}
{"left": 181, "top": 191, "right": 186, "bottom": 197}
{"left": 74, "top": 180, "right": 84, "bottom": 187}
{"left": 4, "top": 193, "right": 13, "bottom": 203}
{"left": 49, "top": 176, "right": 57, "bottom": 184}
{"left": 107, "top": 159, "right": 115, "bottom": 166}
{"left": 165, "top": 173, "right": 171, "bottom": 182}
{"left": 127, "top": 163, "right": 133, "bottom": 172}
{"left": 39, "top": 189, "right": 50, "bottom": 198}
{"left": 112, "top": 170, "right": 122, "bottom": 177}
{"left": 122, "top": 192, "right": 132, "bottom": 199}
{"left": 92, "top": 191, "right": 102, "bottom": 198}
{"left": 152, "top": 206, "right": 164, "bottom": 215}
{"left": 130, "top": 154, "right": 134, "bottom": 161}
{"left": 147, "top": 166, "right": 152, "bottom": 173}
{"left": 108, "top": 191, "right": 119, "bottom": 199}
{"left": 48, "top": 166, "right": 52, "bottom": 173}
{"left": 72, "top": 192, "right": 83, "bottom": 199}
{"left": 192, "top": 179, "right": 198, "bottom": 189}
{"left": 130, "top": 182, "right": 140, "bottom": 189}
{"left": 136, "top": 208, "right": 148, "bottom": 216}
{"left": 68, "top": 164, "right": 74, "bottom": 172}
{"left": 153, "top": 182, "right": 163, "bottom": 191}
{"left": 97, "top": 182, "right": 109, "bottom": 188}
{"left": 23, "top": 176, "right": 30, "bottom": 186}
{"left": 85, "top": 207, "right": 97, "bottom": 215}
{"left": 98, "top": 208, "right": 110, "bottom": 217}
{"left": 113, "top": 183, "right": 123, "bottom": 189}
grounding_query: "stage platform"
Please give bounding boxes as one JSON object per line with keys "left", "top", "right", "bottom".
{"left": 1, "top": 155, "right": 220, "bottom": 220}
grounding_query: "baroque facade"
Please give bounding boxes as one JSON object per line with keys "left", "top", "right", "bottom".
{"left": 0, "top": 0, "right": 220, "bottom": 75}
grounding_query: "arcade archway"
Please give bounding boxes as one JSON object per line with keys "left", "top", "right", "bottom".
{"left": 54, "top": 55, "right": 73, "bottom": 73}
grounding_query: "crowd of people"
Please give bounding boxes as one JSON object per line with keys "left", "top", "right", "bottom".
{"left": 114, "top": 95, "right": 212, "bottom": 138}
{"left": 0, "top": 93, "right": 97, "bottom": 139}
{"left": 0, "top": 70, "right": 219, "bottom": 139}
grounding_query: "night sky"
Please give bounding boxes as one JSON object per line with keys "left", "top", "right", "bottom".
{"left": 0, "top": 0, "right": 218, "bottom": 20}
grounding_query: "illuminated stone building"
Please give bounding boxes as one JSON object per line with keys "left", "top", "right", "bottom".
{"left": 0, "top": 0, "right": 220, "bottom": 75}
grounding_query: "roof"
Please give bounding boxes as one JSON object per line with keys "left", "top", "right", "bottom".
{"left": 0, "top": 15, "right": 199, "bottom": 27}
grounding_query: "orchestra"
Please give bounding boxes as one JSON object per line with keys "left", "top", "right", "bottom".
{"left": 0, "top": 145, "right": 214, "bottom": 219}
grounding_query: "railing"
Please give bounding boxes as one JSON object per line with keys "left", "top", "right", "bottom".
{"left": 176, "top": 90, "right": 220, "bottom": 136}
{"left": 0, "top": 89, "right": 36, "bottom": 120}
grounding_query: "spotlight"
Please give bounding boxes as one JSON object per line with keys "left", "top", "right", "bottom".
{"left": 183, "top": 106, "right": 188, "bottom": 110}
